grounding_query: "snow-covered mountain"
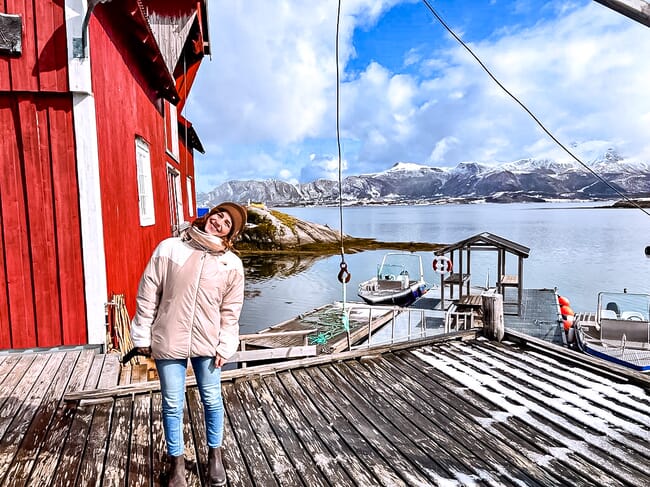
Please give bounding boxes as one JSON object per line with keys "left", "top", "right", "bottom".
{"left": 198, "top": 149, "right": 650, "bottom": 207}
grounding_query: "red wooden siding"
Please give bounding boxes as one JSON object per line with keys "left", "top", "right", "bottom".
{"left": 89, "top": 9, "right": 176, "bottom": 316}
{"left": 1, "top": 0, "right": 206, "bottom": 349}
{"left": 0, "top": 94, "right": 87, "bottom": 349}
{"left": 2, "top": 0, "right": 68, "bottom": 92}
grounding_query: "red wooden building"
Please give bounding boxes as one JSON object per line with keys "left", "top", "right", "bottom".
{"left": 0, "top": 0, "right": 209, "bottom": 350}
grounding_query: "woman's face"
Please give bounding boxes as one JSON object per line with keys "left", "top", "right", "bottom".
{"left": 205, "top": 210, "right": 233, "bottom": 237}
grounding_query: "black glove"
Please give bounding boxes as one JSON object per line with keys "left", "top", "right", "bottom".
{"left": 121, "top": 346, "right": 152, "bottom": 363}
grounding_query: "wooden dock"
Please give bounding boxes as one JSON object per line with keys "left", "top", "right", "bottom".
{"left": 244, "top": 302, "right": 401, "bottom": 353}
{"left": 2, "top": 328, "right": 650, "bottom": 486}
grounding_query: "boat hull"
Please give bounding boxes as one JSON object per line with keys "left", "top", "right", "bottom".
{"left": 358, "top": 282, "right": 428, "bottom": 307}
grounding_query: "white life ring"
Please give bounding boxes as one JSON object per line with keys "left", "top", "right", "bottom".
{"left": 432, "top": 256, "right": 453, "bottom": 274}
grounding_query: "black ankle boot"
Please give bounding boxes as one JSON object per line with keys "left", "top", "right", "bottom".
{"left": 208, "top": 447, "right": 226, "bottom": 486}
{"left": 168, "top": 454, "right": 186, "bottom": 487}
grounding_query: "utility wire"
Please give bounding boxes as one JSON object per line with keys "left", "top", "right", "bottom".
{"left": 421, "top": 0, "right": 650, "bottom": 217}
{"left": 335, "top": 0, "right": 351, "bottom": 326}
{"left": 336, "top": 0, "right": 346, "bottom": 258}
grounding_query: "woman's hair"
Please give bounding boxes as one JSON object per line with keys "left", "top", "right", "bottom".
{"left": 191, "top": 207, "right": 236, "bottom": 251}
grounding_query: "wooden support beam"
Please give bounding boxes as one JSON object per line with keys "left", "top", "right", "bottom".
{"left": 63, "top": 330, "right": 479, "bottom": 404}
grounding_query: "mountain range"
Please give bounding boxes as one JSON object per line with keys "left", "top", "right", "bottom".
{"left": 197, "top": 148, "right": 650, "bottom": 207}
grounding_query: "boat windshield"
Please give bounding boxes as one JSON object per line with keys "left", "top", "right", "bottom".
{"left": 597, "top": 292, "right": 650, "bottom": 322}
{"left": 376, "top": 254, "right": 423, "bottom": 281}
{"left": 376, "top": 263, "right": 407, "bottom": 280}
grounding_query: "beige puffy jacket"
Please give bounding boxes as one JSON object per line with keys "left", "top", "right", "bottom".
{"left": 130, "top": 231, "right": 244, "bottom": 360}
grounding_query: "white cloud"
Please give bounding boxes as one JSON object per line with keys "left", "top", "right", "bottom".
{"left": 187, "top": 1, "right": 650, "bottom": 192}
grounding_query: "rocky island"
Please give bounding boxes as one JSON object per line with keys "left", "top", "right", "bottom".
{"left": 236, "top": 205, "right": 442, "bottom": 254}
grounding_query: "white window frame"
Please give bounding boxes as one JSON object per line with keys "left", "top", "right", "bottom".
{"left": 167, "top": 165, "right": 184, "bottom": 229}
{"left": 167, "top": 102, "right": 179, "bottom": 160}
{"left": 186, "top": 176, "right": 194, "bottom": 217}
{"left": 135, "top": 136, "right": 155, "bottom": 226}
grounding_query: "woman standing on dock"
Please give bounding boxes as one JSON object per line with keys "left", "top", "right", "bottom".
{"left": 130, "top": 202, "right": 247, "bottom": 487}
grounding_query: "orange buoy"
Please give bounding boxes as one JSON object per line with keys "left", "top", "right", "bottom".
{"left": 558, "top": 295, "right": 570, "bottom": 307}
{"left": 560, "top": 305, "right": 574, "bottom": 316}
{"left": 563, "top": 320, "right": 572, "bottom": 331}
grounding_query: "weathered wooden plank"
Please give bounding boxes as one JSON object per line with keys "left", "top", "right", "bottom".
{"left": 344, "top": 358, "right": 521, "bottom": 486}
{"left": 479, "top": 339, "right": 650, "bottom": 434}
{"left": 182, "top": 397, "right": 202, "bottom": 487}
{"left": 2, "top": 351, "right": 79, "bottom": 486}
{"left": 441, "top": 340, "right": 650, "bottom": 483}
{"left": 83, "top": 352, "right": 106, "bottom": 390}
{"left": 49, "top": 403, "right": 94, "bottom": 485}
{"left": 63, "top": 332, "right": 479, "bottom": 403}
{"left": 0, "top": 352, "right": 64, "bottom": 482}
{"left": 119, "top": 364, "right": 132, "bottom": 385}
{"left": 102, "top": 396, "right": 132, "bottom": 486}
{"left": 391, "top": 350, "right": 569, "bottom": 486}
{"left": 266, "top": 373, "right": 358, "bottom": 485}
{"left": 251, "top": 375, "right": 338, "bottom": 487}
{"left": 46, "top": 351, "right": 107, "bottom": 485}
{"left": 129, "top": 393, "right": 152, "bottom": 485}
{"left": 0, "top": 354, "right": 34, "bottom": 393}
{"left": 76, "top": 402, "right": 113, "bottom": 486}
{"left": 131, "top": 363, "right": 148, "bottom": 383}
{"left": 0, "top": 355, "right": 20, "bottom": 384}
{"left": 186, "top": 387, "right": 207, "bottom": 483}
{"left": 233, "top": 379, "right": 304, "bottom": 486}
{"left": 24, "top": 348, "right": 95, "bottom": 485}
{"left": 98, "top": 353, "right": 121, "bottom": 389}
{"left": 221, "top": 396, "right": 253, "bottom": 487}
{"left": 222, "top": 381, "right": 278, "bottom": 486}
{"left": 150, "top": 392, "right": 165, "bottom": 487}
{"left": 231, "top": 345, "right": 317, "bottom": 364}
{"left": 290, "top": 368, "right": 405, "bottom": 486}
{"left": 314, "top": 363, "right": 437, "bottom": 486}
{"left": 0, "top": 354, "right": 49, "bottom": 440}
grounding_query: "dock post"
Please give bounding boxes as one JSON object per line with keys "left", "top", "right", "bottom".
{"left": 482, "top": 294, "right": 504, "bottom": 341}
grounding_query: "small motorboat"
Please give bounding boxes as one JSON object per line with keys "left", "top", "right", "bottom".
{"left": 357, "top": 253, "right": 429, "bottom": 306}
{"left": 572, "top": 291, "right": 650, "bottom": 372}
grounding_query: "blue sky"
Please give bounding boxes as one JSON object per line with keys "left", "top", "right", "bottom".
{"left": 186, "top": 1, "right": 650, "bottom": 192}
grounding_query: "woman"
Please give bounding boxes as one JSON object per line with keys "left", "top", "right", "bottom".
{"left": 130, "top": 202, "right": 247, "bottom": 487}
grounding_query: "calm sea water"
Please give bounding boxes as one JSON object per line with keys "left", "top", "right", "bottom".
{"left": 239, "top": 202, "right": 650, "bottom": 333}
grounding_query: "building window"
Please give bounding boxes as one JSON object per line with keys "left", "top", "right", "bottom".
{"left": 135, "top": 137, "right": 155, "bottom": 226}
{"left": 165, "top": 101, "right": 179, "bottom": 160}
{"left": 167, "top": 165, "right": 184, "bottom": 235}
{"left": 186, "top": 177, "right": 194, "bottom": 217}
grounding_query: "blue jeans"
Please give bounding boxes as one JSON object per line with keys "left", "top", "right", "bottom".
{"left": 156, "top": 357, "right": 224, "bottom": 456}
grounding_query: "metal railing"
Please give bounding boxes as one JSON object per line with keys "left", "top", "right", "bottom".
{"left": 347, "top": 301, "right": 475, "bottom": 351}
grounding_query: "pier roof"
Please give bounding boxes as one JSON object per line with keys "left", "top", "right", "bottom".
{"left": 1, "top": 330, "right": 649, "bottom": 485}
{"left": 435, "top": 232, "right": 530, "bottom": 257}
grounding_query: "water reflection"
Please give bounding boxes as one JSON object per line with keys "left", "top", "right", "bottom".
{"left": 242, "top": 253, "right": 329, "bottom": 283}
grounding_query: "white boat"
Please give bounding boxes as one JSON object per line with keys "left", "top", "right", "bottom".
{"left": 572, "top": 291, "right": 650, "bottom": 372}
{"left": 357, "top": 253, "right": 430, "bottom": 306}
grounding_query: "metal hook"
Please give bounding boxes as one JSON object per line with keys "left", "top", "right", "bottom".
{"left": 337, "top": 262, "right": 351, "bottom": 283}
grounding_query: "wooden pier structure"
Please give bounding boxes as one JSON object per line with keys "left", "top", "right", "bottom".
{"left": 1, "top": 327, "right": 649, "bottom": 486}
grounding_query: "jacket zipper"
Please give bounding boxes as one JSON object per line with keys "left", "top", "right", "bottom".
{"left": 188, "top": 252, "right": 207, "bottom": 356}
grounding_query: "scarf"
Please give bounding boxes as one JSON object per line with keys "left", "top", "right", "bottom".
{"left": 184, "top": 226, "right": 227, "bottom": 254}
